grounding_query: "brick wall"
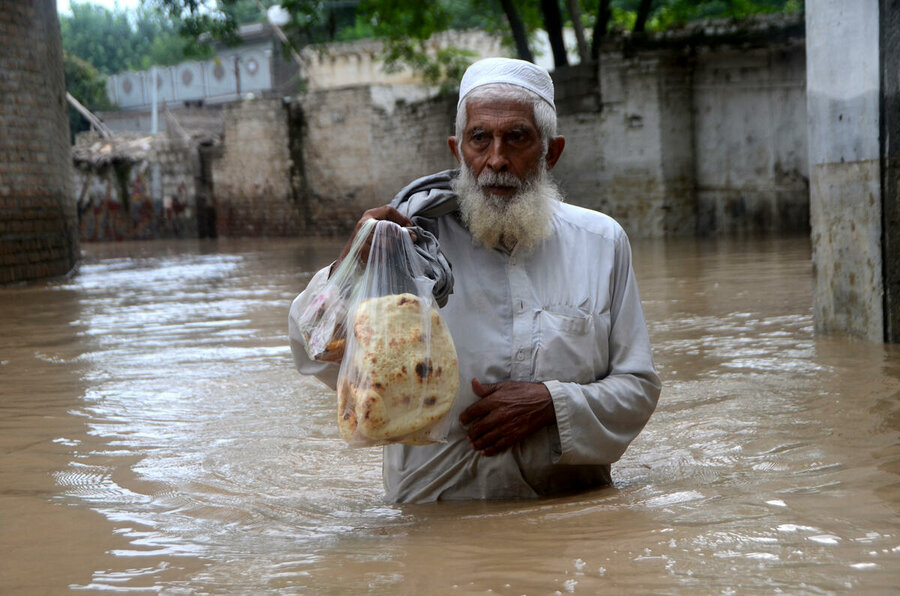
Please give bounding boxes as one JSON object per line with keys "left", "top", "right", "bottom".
{"left": 299, "top": 87, "right": 377, "bottom": 235}
{"left": 211, "top": 98, "right": 304, "bottom": 236}
{"left": 297, "top": 86, "right": 457, "bottom": 235}
{"left": 0, "top": 0, "right": 79, "bottom": 284}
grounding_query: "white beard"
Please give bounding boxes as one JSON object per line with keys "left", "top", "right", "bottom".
{"left": 454, "top": 160, "right": 562, "bottom": 253}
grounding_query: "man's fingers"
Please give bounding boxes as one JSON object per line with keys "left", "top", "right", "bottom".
{"left": 471, "top": 378, "right": 499, "bottom": 397}
{"left": 459, "top": 398, "right": 490, "bottom": 426}
{"left": 371, "top": 207, "right": 418, "bottom": 243}
{"left": 470, "top": 425, "right": 511, "bottom": 456}
{"left": 460, "top": 379, "right": 500, "bottom": 425}
{"left": 336, "top": 205, "right": 417, "bottom": 270}
{"left": 369, "top": 205, "right": 414, "bottom": 228}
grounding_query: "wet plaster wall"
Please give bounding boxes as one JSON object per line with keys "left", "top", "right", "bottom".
{"left": 561, "top": 54, "right": 666, "bottom": 237}
{"left": 692, "top": 44, "right": 808, "bottom": 235}
{"left": 568, "top": 52, "right": 698, "bottom": 238}
{"left": 545, "top": 42, "right": 807, "bottom": 238}
{"left": 806, "top": 0, "right": 885, "bottom": 342}
{"left": 0, "top": 0, "right": 79, "bottom": 284}
{"left": 298, "top": 86, "right": 380, "bottom": 235}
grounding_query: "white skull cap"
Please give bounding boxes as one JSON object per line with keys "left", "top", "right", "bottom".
{"left": 458, "top": 57, "right": 555, "bottom": 112}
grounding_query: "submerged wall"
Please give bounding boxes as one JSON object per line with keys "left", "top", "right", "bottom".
{"left": 210, "top": 98, "right": 305, "bottom": 236}
{"left": 0, "top": 0, "right": 79, "bottom": 284}
{"left": 806, "top": 0, "right": 898, "bottom": 342}
{"left": 806, "top": 0, "right": 882, "bottom": 341}
{"left": 195, "top": 16, "right": 808, "bottom": 240}
{"left": 299, "top": 86, "right": 457, "bottom": 235}
{"left": 284, "top": 23, "right": 807, "bottom": 239}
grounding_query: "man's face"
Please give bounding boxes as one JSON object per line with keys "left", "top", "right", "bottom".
{"left": 453, "top": 99, "right": 546, "bottom": 198}
{"left": 449, "top": 97, "right": 565, "bottom": 253}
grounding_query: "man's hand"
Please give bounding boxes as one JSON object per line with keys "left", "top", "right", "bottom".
{"left": 333, "top": 205, "right": 417, "bottom": 274}
{"left": 459, "top": 378, "right": 556, "bottom": 456}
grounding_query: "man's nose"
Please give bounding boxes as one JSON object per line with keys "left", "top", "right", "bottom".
{"left": 485, "top": 138, "right": 509, "bottom": 172}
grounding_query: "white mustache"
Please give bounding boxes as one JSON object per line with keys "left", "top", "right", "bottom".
{"left": 477, "top": 170, "right": 525, "bottom": 189}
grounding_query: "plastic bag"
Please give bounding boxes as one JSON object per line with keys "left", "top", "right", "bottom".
{"left": 296, "top": 219, "right": 459, "bottom": 447}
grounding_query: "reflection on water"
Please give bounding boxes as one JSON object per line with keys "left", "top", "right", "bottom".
{"left": 1, "top": 236, "right": 898, "bottom": 593}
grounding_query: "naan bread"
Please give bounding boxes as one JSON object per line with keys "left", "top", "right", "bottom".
{"left": 337, "top": 293, "right": 459, "bottom": 444}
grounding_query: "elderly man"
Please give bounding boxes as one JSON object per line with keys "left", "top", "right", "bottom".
{"left": 290, "top": 57, "right": 661, "bottom": 502}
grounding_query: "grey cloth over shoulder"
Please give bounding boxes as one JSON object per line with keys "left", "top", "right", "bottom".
{"left": 390, "top": 169, "right": 460, "bottom": 308}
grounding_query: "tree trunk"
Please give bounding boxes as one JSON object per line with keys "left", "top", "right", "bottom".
{"left": 498, "top": 0, "right": 535, "bottom": 63}
{"left": 566, "top": 0, "right": 589, "bottom": 63}
{"left": 634, "top": 0, "right": 653, "bottom": 33}
{"left": 540, "top": 0, "right": 569, "bottom": 67}
{"left": 590, "top": 0, "right": 611, "bottom": 60}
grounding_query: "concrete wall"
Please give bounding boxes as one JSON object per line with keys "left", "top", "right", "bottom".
{"left": 806, "top": 0, "right": 884, "bottom": 341}
{"left": 211, "top": 98, "right": 304, "bottom": 236}
{"left": 105, "top": 27, "right": 288, "bottom": 110}
{"left": 543, "top": 40, "right": 806, "bottom": 238}
{"left": 0, "top": 0, "right": 79, "bottom": 284}
{"left": 693, "top": 45, "right": 808, "bottom": 234}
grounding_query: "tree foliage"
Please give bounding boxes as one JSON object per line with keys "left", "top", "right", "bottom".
{"left": 60, "top": 1, "right": 213, "bottom": 75}
{"left": 140, "top": 0, "right": 803, "bottom": 89}
{"left": 579, "top": 0, "right": 802, "bottom": 34}
{"left": 63, "top": 52, "right": 114, "bottom": 140}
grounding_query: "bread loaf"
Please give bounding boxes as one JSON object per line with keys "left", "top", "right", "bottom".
{"left": 338, "top": 293, "right": 458, "bottom": 444}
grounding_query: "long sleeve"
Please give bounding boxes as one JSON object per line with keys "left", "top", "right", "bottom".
{"left": 288, "top": 266, "right": 340, "bottom": 390}
{"left": 544, "top": 230, "right": 661, "bottom": 465}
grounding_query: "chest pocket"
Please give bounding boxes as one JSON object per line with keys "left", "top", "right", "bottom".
{"left": 533, "top": 308, "right": 610, "bottom": 384}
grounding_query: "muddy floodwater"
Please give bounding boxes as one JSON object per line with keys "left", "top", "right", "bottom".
{"left": 1, "top": 235, "right": 898, "bottom": 594}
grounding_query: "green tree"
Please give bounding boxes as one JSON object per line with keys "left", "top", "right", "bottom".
{"left": 63, "top": 52, "right": 114, "bottom": 141}
{"left": 651, "top": 0, "right": 803, "bottom": 29}
{"left": 60, "top": 2, "right": 137, "bottom": 74}
{"left": 147, "top": 0, "right": 804, "bottom": 89}
{"left": 60, "top": 1, "right": 213, "bottom": 75}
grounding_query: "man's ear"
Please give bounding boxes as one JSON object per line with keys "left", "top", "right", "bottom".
{"left": 448, "top": 136, "right": 461, "bottom": 164}
{"left": 545, "top": 136, "right": 565, "bottom": 170}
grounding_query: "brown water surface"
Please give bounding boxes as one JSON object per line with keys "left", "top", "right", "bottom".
{"left": 1, "top": 236, "right": 898, "bottom": 594}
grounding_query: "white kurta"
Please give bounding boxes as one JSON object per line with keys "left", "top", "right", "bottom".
{"left": 289, "top": 201, "right": 661, "bottom": 502}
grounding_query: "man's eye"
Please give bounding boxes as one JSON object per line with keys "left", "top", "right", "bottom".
{"left": 507, "top": 130, "right": 528, "bottom": 143}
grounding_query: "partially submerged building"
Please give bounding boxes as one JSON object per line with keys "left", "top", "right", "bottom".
{"left": 80, "top": 17, "right": 812, "bottom": 241}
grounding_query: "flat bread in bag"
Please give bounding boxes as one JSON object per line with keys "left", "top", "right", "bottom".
{"left": 337, "top": 292, "right": 458, "bottom": 443}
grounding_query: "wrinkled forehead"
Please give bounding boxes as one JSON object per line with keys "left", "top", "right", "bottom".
{"left": 463, "top": 97, "right": 538, "bottom": 131}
